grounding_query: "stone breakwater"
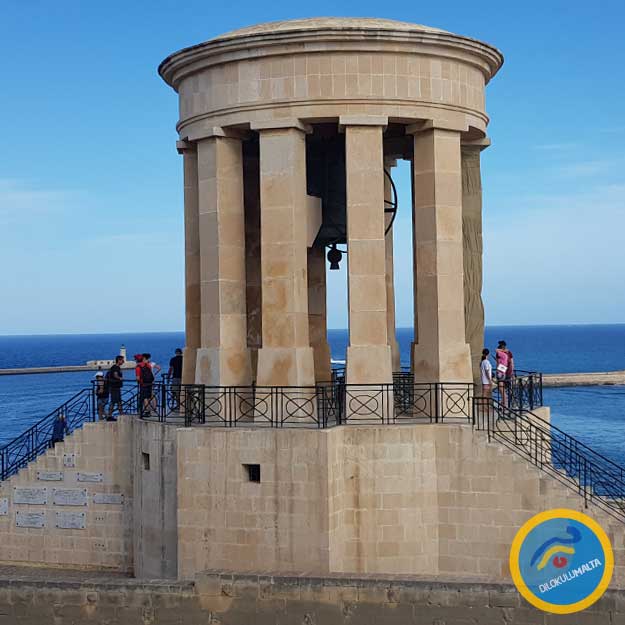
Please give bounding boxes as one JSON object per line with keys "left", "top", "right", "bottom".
{"left": 1, "top": 566, "right": 625, "bottom": 625}
{"left": 543, "top": 370, "right": 625, "bottom": 387}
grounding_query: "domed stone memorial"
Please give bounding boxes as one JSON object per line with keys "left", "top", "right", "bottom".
{"left": 159, "top": 17, "right": 503, "bottom": 389}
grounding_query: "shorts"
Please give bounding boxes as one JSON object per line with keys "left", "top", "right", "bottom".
{"left": 97, "top": 396, "right": 108, "bottom": 410}
{"left": 140, "top": 385, "right": 153, "bottom": 402}
{"left": 171, "top": 378, "right": 181, "bottom": 388}
{"left": 109, "top": 387, "right": 122, "bottom": 404}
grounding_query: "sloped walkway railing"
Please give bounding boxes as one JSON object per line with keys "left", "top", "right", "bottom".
{"left": 472, "top": 397, "right": 625, "bottom": 523}
{"left": 0, "top": 385, "right": 140, "bottom": 481}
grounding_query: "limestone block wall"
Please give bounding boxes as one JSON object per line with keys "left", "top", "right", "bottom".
{"left": 177, "top": 51, "right": 487, "bottom": 130}
{"left": 0, "top": 418, "right": 133, "bottom": 571}
{"left": 175, "top": 426, "right": 331, "bottom": 579}
{"left": 328, "top": 426, "right": 440, "bottom": 574}
{"left": 133, "top": 420, "right": 178, "bottom": 579}
{"left": 2, "top": 568, "right": 624, "bottom": 625}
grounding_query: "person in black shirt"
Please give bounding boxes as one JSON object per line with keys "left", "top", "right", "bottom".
{"left": 107, "top": 355, "right": 125, "bottom": 421}
{"left": 168, "top": 348, "right": 183, "bottom": 410}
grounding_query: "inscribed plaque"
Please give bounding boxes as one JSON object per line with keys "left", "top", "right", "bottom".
{"left": 0, "top": 498, "right": 7, "bottom": 516}
{"left": 37, "top": 471, "right": 63, "bottom": 481}
{"left": 63, "top": 454, "right": 76, "bottom": 468}
{"left": 77, "top": 472, "right": 103, "bottom": 483}
{"left": 16, "top": 511, "right": 46, "bottom": 528}
{"left": 52, "top": 488, "right": 87, "bottom": 506}
{"left": 55, "top": 511, "right": 86, "bottom": 529}
{"left": 93, "top": 493, "right": 124, "bottom": 505}
{"left": 13, "top": 487, "right": 47, "bottom": 505}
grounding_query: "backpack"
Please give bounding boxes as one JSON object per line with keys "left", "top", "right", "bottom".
{"left": 97, "top": 377, "right": 109, "bottom": 397}
{"left": 140, "top": 364, "right": 155, "bottom": 384}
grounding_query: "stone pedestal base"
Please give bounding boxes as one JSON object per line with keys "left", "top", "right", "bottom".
{"left": 313, "top": 341, "right": 332, "bottom": 383}
{"left": 346, "top": 345, "right": 393, "bottom": 385}
{"left": 195, "top": 347, "right": 252, "bottom": 387}
{"left": 256, "top": 346, "right": 315, "bottom": 387}
{"left": 182, "top": 347, "right": 197, "bottom": 385}
{"left": 410, "top": 342, "right": 472, "bottom": 383}
{"left": 389, "top": 337, "right": 401, "bottom": 373}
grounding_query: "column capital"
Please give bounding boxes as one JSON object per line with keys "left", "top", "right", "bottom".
{"left": 250, "top": 119, "right": 312, "bottom": 133}
{"left": 339, "top": 115, "right": 388, "bottom": 131}
{"left": 176, "top": 139, "right": 194, "bottom": 154}
{"left": 186, "top": 126, "right": 250, "bottom": 143}
{"left": 406, "top": 119, "right": 469, "bottom": 135}
{"left": 461, "top": 137, "right": 491, "bottom": 151}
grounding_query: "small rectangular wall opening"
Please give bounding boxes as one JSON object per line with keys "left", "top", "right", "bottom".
{"left": 244, "top": 464, "right": 261, "bottom": 483}
{"left": 142, "top": 452, "right": 150, "bottom": 471}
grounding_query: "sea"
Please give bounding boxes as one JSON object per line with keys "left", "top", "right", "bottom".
{"left": 0, "top": 325, "right": 624, "bottom": 465}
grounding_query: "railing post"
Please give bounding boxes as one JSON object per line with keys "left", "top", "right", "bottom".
{"left": 529, "top": 375, "right": 534, "bottom": 411}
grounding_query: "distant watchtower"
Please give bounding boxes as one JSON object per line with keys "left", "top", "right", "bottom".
{"left": 159, "top": 17, "right": 502, "bottom": 388}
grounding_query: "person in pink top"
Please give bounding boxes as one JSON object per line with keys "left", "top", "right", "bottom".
{"left": 495, "top": 341, "right": 511, "bottom": 407}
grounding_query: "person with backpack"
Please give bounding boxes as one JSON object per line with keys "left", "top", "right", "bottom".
{"left": 136, "top": 353, "right": 160, "bottom": 417}
{"left": 94, "top": 371, "right": 109, "bottom": 420}
{"left": 106, "top": 354, "right": 125, "bottom": 421}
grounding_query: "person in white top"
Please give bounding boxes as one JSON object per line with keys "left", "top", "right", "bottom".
{"left": 480, "top": 348, "right": 494, "bottom": 398}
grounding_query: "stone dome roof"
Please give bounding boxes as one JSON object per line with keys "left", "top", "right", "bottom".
{"left": 213, "top": 17, "right": 449, "bottom": 40}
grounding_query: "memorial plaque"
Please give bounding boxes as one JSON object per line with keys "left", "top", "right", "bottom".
{"left": 0, "top": 498, "right": 8, "bottom": 516}
{"left": 16, "top": 511, "right": 46, "bottom": 528}
{"left": 37, "top": 471, "right": 63, "bottom": 482}
{"left": 93, "top": 493, "right": 124, "bottom": 505}
{"left": 55, "top": 511, "right": 86, "bottom": 530}
{"left": 52, "top": 488, "right": 87, "bottom": 507}
{"left": 77, "top": 472, "right": 103, "bottom": 483}
{"left": 13, "top": 487, "right": 47, "bottom": 505}
{"left": 63, "top": 453, "right": 76, "bottom": 468}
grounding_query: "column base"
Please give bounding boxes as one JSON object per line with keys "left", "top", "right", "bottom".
{"left": 195, "top": 347, "right": 252, "bottom": 386}
{"left": 312, "top": 341, "right": 332, "bottom": 383}
{"left": 346, "top": 345, "right": 393, "bottom": 385}
{"left": 182, "top": 347, "right": 197, "bottom": 385}
{"left": 256, "top": 346, "right": 315, "bottom": 387}
{"left": 389, "top": 337, "right": 401, "bottom": 373}
{"left": 410, "top": 342, "right": 472, "bottom": 383}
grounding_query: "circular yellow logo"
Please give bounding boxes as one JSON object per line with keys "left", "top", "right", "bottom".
{"left": 509, "top": 509, "right": 614, "bottom": 614}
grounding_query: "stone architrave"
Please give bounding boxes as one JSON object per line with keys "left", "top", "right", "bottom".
{"left": 177, "top": 140, "right": 201, "bottom": 385}
{"left": 307, "top": 246, "right": 332, "bottom": 383}
{"left": 462, "top": 139, "right": 489, "bottom": 387}
{"left": 254, "top": 121, "right": 315, "bottom": 387}
{"left": 342, "top": 117, "right": 393, "bottom": 385}
{"left": 195, "top": 131, "right": 252, "bottom": 387}
{"left": 384, "top": 158, "right": 401, "bottom": 373}
{"left": 409, "top": 122, "right": 472, "bottom": 383}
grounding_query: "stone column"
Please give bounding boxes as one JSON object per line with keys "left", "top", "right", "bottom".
{"left": 308, "top": 246, "right": 332, "bottom": 383}
{"left": 409, "top": 121, "right": 472, "bottom": 383}
{"left": 462, "top": 139, "right": 490, "bottom": 387}
{"left": 253, "top": 121, "right": 315, "bottom": 387}
{"left": 177, "top": 140, "right": 201, "bottom": 385}
{"left": 243, "top": 143, "right": 262, "bottom": 381}
{"left": 194, "top": 130, "right": 252, "bottom": 386}
{"left": 341, "top": 116, "right": 393, "bottom": 385}
{"left": 384, "top": 158, "right": 401, "bottom": 373}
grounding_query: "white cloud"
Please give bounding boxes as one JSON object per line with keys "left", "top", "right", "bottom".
{"left": 0, "top": 179, "right": 81, "bottom": 224}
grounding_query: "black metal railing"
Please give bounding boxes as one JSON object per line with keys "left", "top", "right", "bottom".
{"left": 472, "top": 397, "right": 625, "bottom": 522}
{"left": 0, "top": 388, "right": 96, "bottom": 481}
{"left": 493, "top": 369, "right": 543, "bottom": 410}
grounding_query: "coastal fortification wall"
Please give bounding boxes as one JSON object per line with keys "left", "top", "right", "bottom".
{"left": 0, "top": 418, "right": 134, "bottom": 572}
{"left": 0, "top": 567, "right": 624, "bottom": 625}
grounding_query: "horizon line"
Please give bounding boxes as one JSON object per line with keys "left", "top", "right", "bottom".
{"left": 1, "top": 321, "right": 624, "bottom": 338}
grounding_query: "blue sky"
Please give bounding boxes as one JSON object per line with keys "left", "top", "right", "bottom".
{"left": 1, "top": 0, "right": 624, "bottom": 334}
